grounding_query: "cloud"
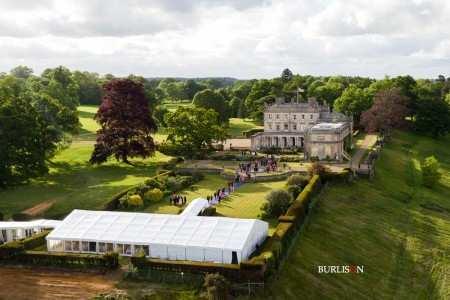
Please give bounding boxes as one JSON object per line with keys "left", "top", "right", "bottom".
{"left": 0, "top": 0, "right": 450, "bottom": 78}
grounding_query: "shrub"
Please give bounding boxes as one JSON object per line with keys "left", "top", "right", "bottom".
{"left": 421, "top": 156, "right": 442, "bottom": 188}
{"left": 203, "top": 273, "right": 230, "bottom": 300}
{"left": 128, "top": 195, "right": 143, "bottom": 207}
{"left": 143, "top": 178, "right": 162, "bottom": 189}
{"left": 307, "top": 161, "right": 331, "bottom": 178}
{"left": 285, "top": 174, "right": 308, "bottom": 187}
{"left": 285, "top": 184, "right": 302, "bottom": 199}
{"left": 261, "top": 189, "right": 292, "bottom": 218}
{"left": 202, "top": 206, "right": 216, "bottom": 216}
{"left": 144, "top": 188, "right": 164, "bottom": 203}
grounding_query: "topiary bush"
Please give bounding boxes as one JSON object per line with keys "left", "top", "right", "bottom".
{"left": 144, "top": 188, "right": 164, "bottom": 203}
{"left": 285, "top": 184, "right": 302, "bottom": 199}
{"left": 128, "top": 195, "right": 143, "bottom": 207}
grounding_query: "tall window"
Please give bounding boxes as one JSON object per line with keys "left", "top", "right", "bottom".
{"left": 310, "top": 114, "right": 313, "bottom": 120}
{"left": 284, "top": 124, "right": 288, "bottom": 130}
{"left": 302, "top": 114, "right": 305, "bottom": 120}
{"left": 268, "top": 124, "right": 272, "bottom": 130}
{"left": 269, "top": 114, "right": 271, "bottom": 119}
{"left": 276, "top": 114, "right": 279, "bottom": 120}
{"left": 293, "top": 124, "right": 297, "bottom": 130}
{"left": 293, "top": 114, "right": 297, "bottom": 120}
{"left": 285, "top": 114, "right": 288, "bottom": 120}
{"left": 276, "top": 125, "right": 280, "bottom": 131}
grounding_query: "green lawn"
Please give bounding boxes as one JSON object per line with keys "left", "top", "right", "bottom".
{"left": 143, "top": 174, "right": 284, "bottom": 234}
{"left": 229, "top": 118, "right": 262, "bottom": 137}
{"left": 269, "top": 130, "right": 450, "bottom": 299}
{"left": 0, "top": 105, "right": 172, "bottom": 219}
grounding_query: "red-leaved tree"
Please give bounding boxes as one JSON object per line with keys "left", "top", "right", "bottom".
{"left": 90, "top": 79, "right": 158, "bottom": 164}
{"left": 360, "top": 89, "right": 411, "bottom": 133}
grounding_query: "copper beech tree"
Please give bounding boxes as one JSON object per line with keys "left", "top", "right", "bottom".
{"left": 360, "top": 89, "right": 411, "bottom": 133}
{"left": 90, "top": 79, "right": 158, "bottom": 164}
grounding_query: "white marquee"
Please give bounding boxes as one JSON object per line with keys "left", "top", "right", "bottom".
{"left": 46, "top": 209, "right": 268, "bottom": 264}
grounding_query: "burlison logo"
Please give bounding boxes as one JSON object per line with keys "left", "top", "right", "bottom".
{"left": 318, "top": 266, "right": 364, "bottom": 274}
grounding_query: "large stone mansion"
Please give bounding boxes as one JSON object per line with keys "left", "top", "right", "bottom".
{"left": 250, "top": 97, "right": 353, "bottom": 162}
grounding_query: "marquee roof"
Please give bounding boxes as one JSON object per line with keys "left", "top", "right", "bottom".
{"left": 46, "top": 210, "right": 268, "bottom": 252}
{"left": 179, "top": 198, "right": 208, "bottom": 216}
{"left": 0, "top": 219, "right": 62, "bottom": 229}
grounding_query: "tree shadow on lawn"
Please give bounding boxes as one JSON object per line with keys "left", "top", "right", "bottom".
{"left": 78, "top": 110, "right": 96, "bottom": 120}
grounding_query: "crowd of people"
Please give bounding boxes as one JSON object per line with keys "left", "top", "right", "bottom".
{"left": 169, "top": 195, "right": 186, "bottom": 206}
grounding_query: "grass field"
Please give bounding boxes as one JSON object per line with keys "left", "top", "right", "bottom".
{"left": 142, "top": 174, "right": 284, "bottom": 234}
{"left": 0, "top": 106, "right": 171, "bottom": 219}
{"left": 269, "top": 130, "right": 450, "bottom": 299}
{"left": 229, "top": 118, "right": 263, "bottom": 137}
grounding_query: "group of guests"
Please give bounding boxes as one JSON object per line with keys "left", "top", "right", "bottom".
{"left": 170, "top": 195, "right": 187, "bottom": 206}
{"left": 206, "top": 182, "right": 235, "bottom": 204}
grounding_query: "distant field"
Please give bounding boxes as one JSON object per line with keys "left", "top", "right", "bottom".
{"left": 269, "top": 130, "right": 450, "bottom": 299}
{"left": 229, "top": 118, "right": 262, "bottom": 137}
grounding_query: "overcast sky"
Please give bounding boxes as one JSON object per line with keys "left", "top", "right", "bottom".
{"left": 0, "top": 0, "right": 449, "bottom": 79}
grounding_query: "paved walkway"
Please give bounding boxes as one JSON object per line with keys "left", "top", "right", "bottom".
{"left": 351, "top": 133, "right": 376, "bottom": 167}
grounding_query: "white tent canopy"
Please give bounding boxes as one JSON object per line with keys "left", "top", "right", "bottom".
{"left": 179, "top": 198, "right": 208, "bottom": 216}
{"left": 46, "top": 210, "right": 268, "bottom": 264}
{"left": 0, "top": 220, "right": 62, "bottom": 243}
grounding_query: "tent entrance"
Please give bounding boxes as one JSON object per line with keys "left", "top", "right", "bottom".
{"left": 231, "top": 251, "right": 238, "bottom": 264}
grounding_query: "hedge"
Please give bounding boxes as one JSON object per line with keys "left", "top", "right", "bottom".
{"left": 18, "top": 251, "right": 119, "bottom": 270}
{"left": 0, "top": 212, "right": 3, "bottom": 221}
{"left": 131, "top": 254, "right": 241, "bottom": 278}
{"left": 277, "top": 215, "right": 295, "bottom": 224}
{"left": 201, "top": 206, "right": 216, "bottom": 216}
{"left": 0, "top": 241, "right": 24, "bottom": 258}
{"left": 22, "top": 230, "right": 50, "bottom": 250}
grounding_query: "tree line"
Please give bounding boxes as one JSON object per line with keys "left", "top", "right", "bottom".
{"left": 1, "top": 65, "right": 449, "bottom": 186}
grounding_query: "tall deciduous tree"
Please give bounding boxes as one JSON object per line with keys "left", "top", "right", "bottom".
{"left": 193, "top": 89, "right": 229, "bottom": 124}
{"left": 159, "top": 106, "right": 229, "bottom": 158}
{"left": 415, "top": 96, "right": 450, "bottom": 139}
{"left": 360, "top": 89, "right": 411, "bottom": 133}
{"left": 90, "top": 79, "right": 158, "bottom": 164}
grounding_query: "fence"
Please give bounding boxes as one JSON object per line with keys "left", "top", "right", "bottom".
{"left": 125, "top": 267, "right": 205, "bottom": 286}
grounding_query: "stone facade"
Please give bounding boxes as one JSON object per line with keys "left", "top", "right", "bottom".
{"left": 250, "top": 97, "right": 353, "bottom": 162}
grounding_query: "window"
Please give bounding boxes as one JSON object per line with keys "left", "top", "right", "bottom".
{"left": 302, "top": 114, "right": 305, "bottom": 120}
{"left": 293, "top": 114, "right": 297, "bottom": 120}
{"left": 268, "top": 114, "right": 271, "bottom": 119}
{"left": 276, "top": 114, "right": 279, "bottom": 120}
{"left": 310, "top": 114, "right": 313, "bottom": 120}
{"left": 285, "top": 114, "right": 288, "bottom": 120}
{"left": 276, "top": 125, "right": 280, "bottom": 131}
{"left": 301, "top": 125, "right": 304, "bottom": 131}
{"left": 293, "top": 124, "right": 297, "bottom": 130}
{"left": 284, "top": 124, "right": 288, "bottom": 130}
{"left": 268, "top": 124, "right": 272, "bottom": 130}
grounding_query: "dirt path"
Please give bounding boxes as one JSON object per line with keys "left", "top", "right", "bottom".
{"left": 22, "top": 199, "right": 58, "bottom": 216}
{"left": 0, "top": 266, "right": 119, "bottom": 299}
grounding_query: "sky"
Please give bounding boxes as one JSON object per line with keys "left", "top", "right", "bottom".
{"left": 0, "top": 0, "right": 449, "bottom": 79}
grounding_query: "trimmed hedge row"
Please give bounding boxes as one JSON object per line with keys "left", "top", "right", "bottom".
{"left": 101, "top": 170, "right": 173, "bottom": 211}
{"left": 22, "top": 230, "right": 51, "bottom": 250}
{"left": 239, "top": 174, "right": 323, "bottom": 278}
{"left": 18, "top": 251, "right": 119, "bottom": 270}
{"left": 0, "top": 230, "right": 51, "bottom": 258}
{"left": 0, "top": 241, "right": 24, "bottom": 259}
{"left": 131, "top": 254, "right": 243, "bottom": 279}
